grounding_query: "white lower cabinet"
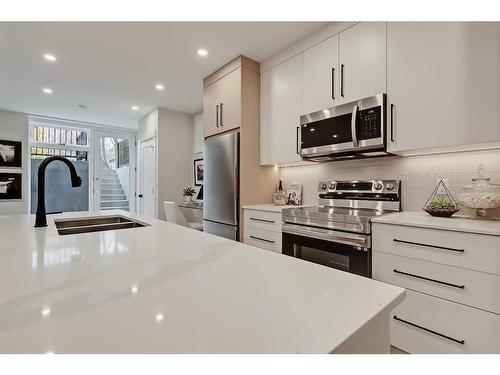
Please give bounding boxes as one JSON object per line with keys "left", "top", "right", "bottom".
{"left": 244, "top": 227, "right": 282, "bottom": 253}
{"left": 243, "top": 208, "right": 283, "bottom": 253}
{"left": 373, "top": 221, "right": 500, "bottom": 353}
{"left": 392, "top": 289, "right": 500, "bottom": 354}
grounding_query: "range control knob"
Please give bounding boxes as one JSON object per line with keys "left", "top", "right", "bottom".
{"left": 374, "top": 182, "right": 383, "bottom": 190}
{"left": 329, "top": 183, "right": 336, "bottom": 190}
{"left": 321, "top": 183, "right": 328, "bottom": 190}
{"left": 385, "top": 182, "right": 395, "bottom": 191}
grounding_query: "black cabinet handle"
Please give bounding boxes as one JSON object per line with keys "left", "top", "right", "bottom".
{"left": 220, "top": 103, "right": 223, "bottom": 127}
{"left": 138, "top": 194, "right": 143, "bottom": 198}
{"left": 250, "top": 217, "right": 275, "bottom": 224}
{"left": 216, "top": 104, "right": 219, "bottom": 128}
{"left": 331, "top": 67, "right": 335, "bottom": 100}
{"left": 340, "top": 64, "right": 345, "bottom": 97}
{"left": 393, "top": 269, "right": 465, "bottom": 289}
{"left": 393, "top": 315, "right": 465, "bottom": 345}
{"left": 390, "top": 104, "right": 394, "bottom": 142}
{"left": 393, "top": 239, "right": 465, "bottom": 253}
{"left": 249, "top": 235, "right": 275, "bottom": 244}
{"left": 296, "top": 126, "right": 301, "bottom": 154}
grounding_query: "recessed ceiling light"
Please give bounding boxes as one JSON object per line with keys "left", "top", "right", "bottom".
{"left": 197, "top": 48, "right": 208, "bottom": 57}
{"left": 42, "top": 87, "right": 53, "bottom": 94}
{"left": 43, "top": 53, "right": 57, "bottom": 62}
{"left": 41, "top": 307, "right": 51, "bottom": 317}
{"left": 155, "top": 313, "right": 164, "bottom": 322}
{"left": 131, "top": 106, "right": 139, "bottom": 111}
{"left": 155, "top": 83, "right": 165, "bottom": 91}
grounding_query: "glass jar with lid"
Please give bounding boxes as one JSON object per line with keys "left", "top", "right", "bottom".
{"left": 457, "top": 164, "right": 500, "bottom": 217}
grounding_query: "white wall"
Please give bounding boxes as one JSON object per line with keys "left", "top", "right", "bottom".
{"left": 193, "top": 113, "right": 203, "bottom": 156}
{"left": 280, "top": 149, "right": 500, "bottom": 217}
{"left": 156, "top": 108, "right": 195, "bottom": 220}
{"left": 0, "top": 109, "right": 29, "bottom": 215}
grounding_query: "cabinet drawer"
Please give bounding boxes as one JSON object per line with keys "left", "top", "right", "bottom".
{"left": 373, "top": 223, "right": 500, "bottom": 275}
{"left": 244, "top": 210, "right": 282, "bottom": 233}
{"left": 391, "top": 289, "right": 500, "bottom": 353}
{"left": 373, "top": 251, "right": 500, "bottom": 314}
{"left": 244, "top": 227, "right": 282, "bottom": 253}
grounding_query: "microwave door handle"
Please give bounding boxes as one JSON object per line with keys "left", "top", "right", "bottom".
{"left": 351, "top": 104, "right": 359, "bottom": 147}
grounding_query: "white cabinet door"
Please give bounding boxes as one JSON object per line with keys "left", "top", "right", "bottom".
{"left": 260, "top": 54, "right": 303, "bottom": 165}
{"left": 387, "top": 22, "right": 500, "bottom": 153}
{"left": 339, "top": 22, "right": 386, "bottom": 103}
{"left": 302, "top": 35, "right": 339, "bottom": 115}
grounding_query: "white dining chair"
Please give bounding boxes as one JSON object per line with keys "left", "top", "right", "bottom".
{"left": 163, "top": 201, "right": 203, "bottom": 231}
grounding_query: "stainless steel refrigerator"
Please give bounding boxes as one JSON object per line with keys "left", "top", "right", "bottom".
{"left": 203, "top": 132, "right": 239, "bottom": 240}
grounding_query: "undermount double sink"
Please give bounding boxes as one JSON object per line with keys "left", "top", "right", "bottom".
{"left": 54, "top": 215, "right": 148, "bottom": 235}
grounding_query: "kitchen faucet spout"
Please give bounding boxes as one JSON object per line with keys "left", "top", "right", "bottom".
{"left": 34, "top": 156, "right": 82, "bottom": 228}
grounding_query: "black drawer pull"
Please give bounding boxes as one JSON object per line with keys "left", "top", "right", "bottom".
{"left": 393, "top": 315, "right": 465, "bottom": 345}
{"left": 393, "top": 239, "right": 464, "bottom": 253}
{"left": 249, "top": 235, "right": 275, "bottom": 244}
{"left": 250, "top": 217, "right": 275, "bottom": 224}
{"left": 393, "top": 269, "right": 465, "bottom": 289}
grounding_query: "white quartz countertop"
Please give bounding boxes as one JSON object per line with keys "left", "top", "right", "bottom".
{"left": 0, "top": 210, "right": 404, "bottom": 353}
{"left": 372, "top": 211, "right": 500, "bottom": 236}
{"left": 242, "top": 204, "right": 311, "bottom": 213}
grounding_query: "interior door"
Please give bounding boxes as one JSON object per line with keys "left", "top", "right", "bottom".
{"left": 302, "top": 34, "right": 339, "bottom": 114}
{"left": 94, "top": 130, "right": 135, "bottom": 212}
{"left": 339, "top": 22, "right": 386, "bottom": 103}
{"left": 139, "top": 137, "right": 156, "bottom": 217}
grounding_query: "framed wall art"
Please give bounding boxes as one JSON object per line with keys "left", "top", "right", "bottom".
{"left": 0, "top": 140, "right": 22, "bottom": 168}
{"left": 194, "top": 158, "right": 203, "bottom": 186}
{"left": 0, "top": 172, "right": 22, "bottom": 200}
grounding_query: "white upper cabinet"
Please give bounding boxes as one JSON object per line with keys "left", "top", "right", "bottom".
{"left": 339, "top": 22, "right": 387, "bottom": 103}
{"left": 387, "top": 22, "right": 500, "bottom": 153}
{"left": 302, "top": 35, "right": 339, "bottom": 115}
{"left": 260, "top": 54, "right": 303, "bottom": 165}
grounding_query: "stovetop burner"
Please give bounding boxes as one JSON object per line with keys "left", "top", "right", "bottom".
{"left": 283, "top": 180, "right": 401, "bottom": 234}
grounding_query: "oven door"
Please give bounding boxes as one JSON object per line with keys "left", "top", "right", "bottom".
{"left": 282, "top": 223, "right": 371, "bottom": 277}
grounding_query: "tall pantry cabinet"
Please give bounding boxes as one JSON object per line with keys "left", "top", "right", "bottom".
{"left": 203, "top": 55, "right": 279, "bottom": 240}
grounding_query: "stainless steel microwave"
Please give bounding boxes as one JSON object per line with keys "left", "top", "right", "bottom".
{"left": 299, "top": 93, "right": 389, "bottom": 162}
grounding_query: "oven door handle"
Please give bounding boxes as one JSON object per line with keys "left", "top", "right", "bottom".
{"left": 282, "top": 223, "right": 370, "bottom": 250}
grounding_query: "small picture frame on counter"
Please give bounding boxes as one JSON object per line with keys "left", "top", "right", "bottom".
{"left": 0, "top": 172, "right": 22, "bottom": 200}
{"left": 0, "top": 140, "right": 22, "bottom": 168}
{"left": 286, "top": 183, "right": 303, "bottom": 205}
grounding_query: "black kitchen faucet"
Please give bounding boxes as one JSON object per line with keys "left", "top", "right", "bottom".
{"left": 34, "top": 156, "right": 82, "bottom": 228}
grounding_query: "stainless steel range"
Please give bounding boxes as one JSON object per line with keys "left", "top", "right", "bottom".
{"left": 282, "top": 180, "right": 401, "bottom": 277}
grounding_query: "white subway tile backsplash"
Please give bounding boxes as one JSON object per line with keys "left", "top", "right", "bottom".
{"left": 280, "top": 149, "right": 500, "bottom": 218}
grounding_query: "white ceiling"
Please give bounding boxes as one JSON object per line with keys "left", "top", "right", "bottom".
{"left": 0, "top": 22, "right": 327, "bottom": 129}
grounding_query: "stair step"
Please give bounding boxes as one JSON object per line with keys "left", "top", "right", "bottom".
{"left": 101, "top": 200, "right": 129, "bottom": 208}
{"left": 100, "top": 180, "right": 119, "bottom": 183}
{"left": 101, "top": 194, "right": 126, "bottom": 201}
{"left": 101, "top": 206, "right": 129, "bottom": 211}
{"left": 101, "top": 189, "right": 124, "bottom": 195}
{"left": 101, "top": 183, "right": 122, "bottom": 189}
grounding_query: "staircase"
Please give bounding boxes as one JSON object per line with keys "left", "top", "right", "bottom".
{"left": 100, "top": 167, "right": 129, "bottom": 211}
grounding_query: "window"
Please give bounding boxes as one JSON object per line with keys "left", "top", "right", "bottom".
{"left": 30, "top": 122, "right": 90, "bottom": 160}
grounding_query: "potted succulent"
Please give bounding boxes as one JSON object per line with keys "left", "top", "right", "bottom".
{"left": 183, "top": 187, "right": 196, "bottom": 202}
{"left": 424, "top": 197, "right": 460, "bottom": 217}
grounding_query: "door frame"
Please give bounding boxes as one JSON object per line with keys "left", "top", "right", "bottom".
{"left": 137, "top": 136, "right": 157, "bottom": 218}
{"left": 93, "top": 129, "right": 137, "bottom": 212}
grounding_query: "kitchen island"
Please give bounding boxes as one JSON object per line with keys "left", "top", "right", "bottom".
{"left": 0, "top": 210, "right": 404, "bottom": 353}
